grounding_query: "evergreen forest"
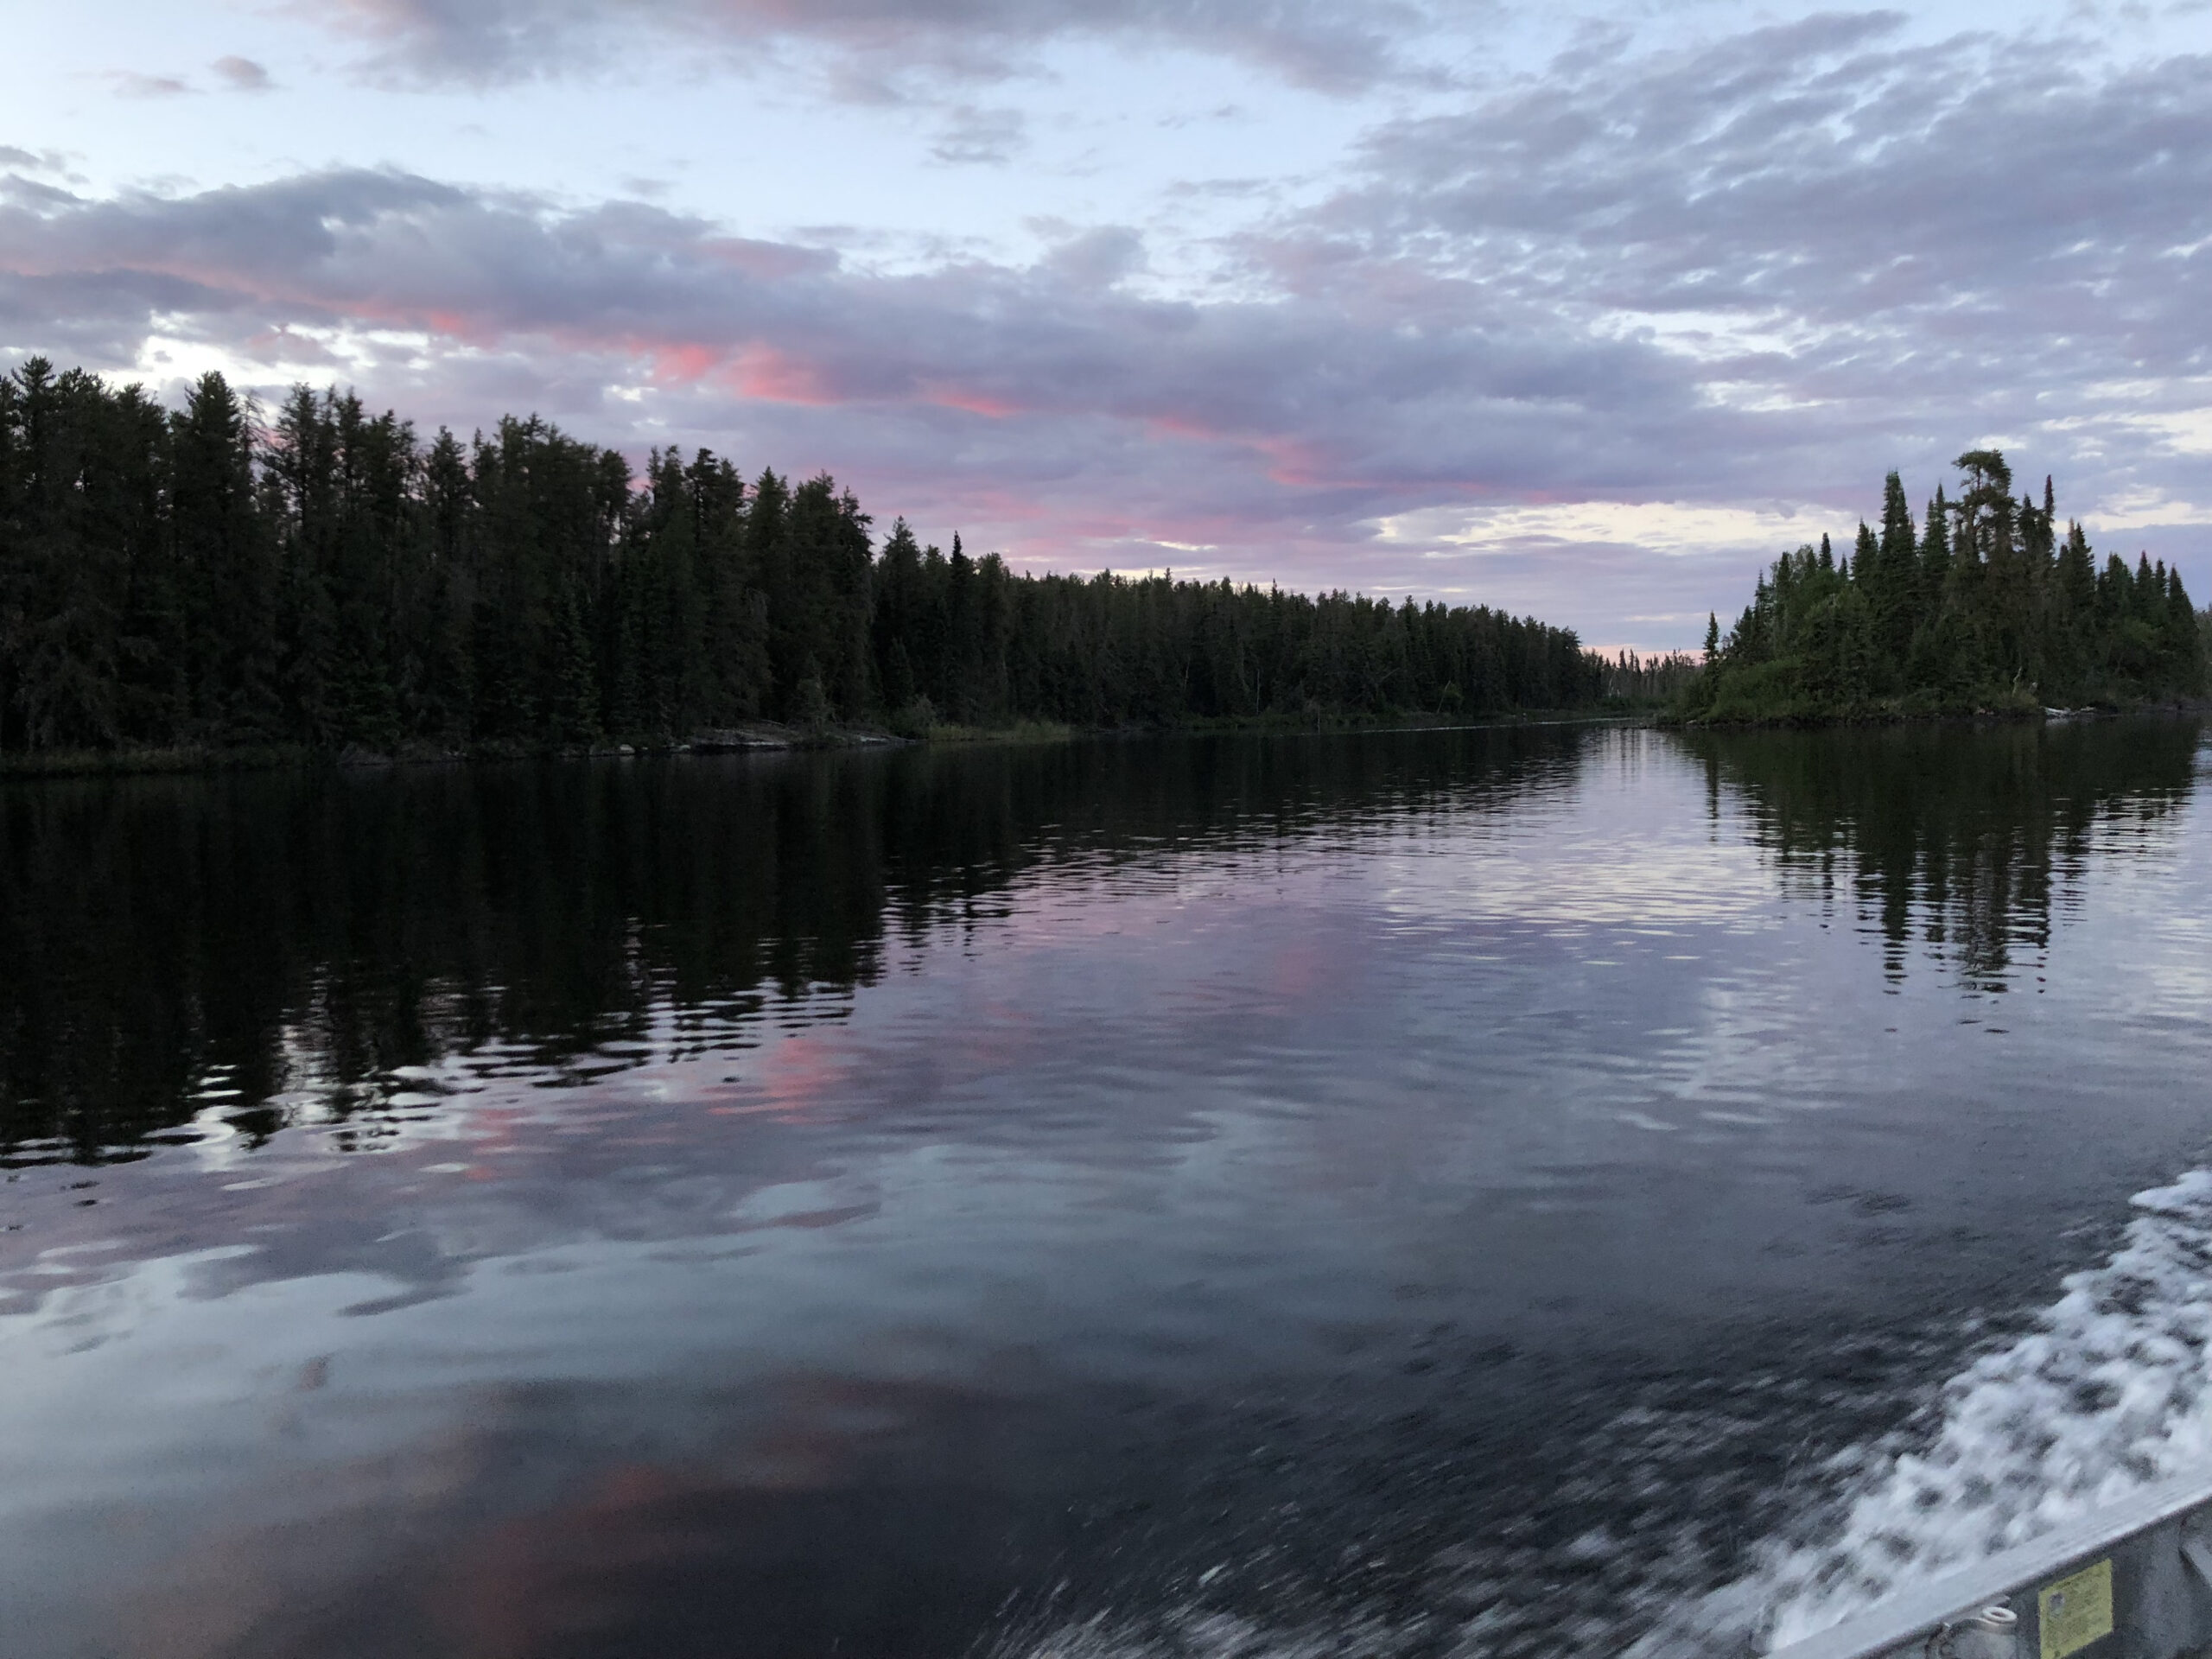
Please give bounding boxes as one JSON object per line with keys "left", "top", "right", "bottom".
{"left": 1678, "top": 450, "right": 2207, "bottom": 722}
{"left": 0, "top": 361, "right": 1602, "bottom": 759}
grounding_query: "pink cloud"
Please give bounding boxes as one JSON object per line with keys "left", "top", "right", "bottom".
{"left": 919, "top": 381, "right": 1022, "bottom": 418}
{"left": 645, "top": 340, "right": 720, "bottom": 384}
{"left": 12, "top": 17, "right": 2212, "bottom": 658}
{"left": 723, "top": 345, "right": 846, "bottom": 406}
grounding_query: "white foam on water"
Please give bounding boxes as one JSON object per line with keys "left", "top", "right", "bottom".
{"left": 1002, "top": 1168, "right": 2212, "bottom": 1659}
{"left": 1722, "top": 1166, "right": 2212, "bottom": 1651}
{"left": 1009, "top": 1608, "right": 1399, "bottom": 1659}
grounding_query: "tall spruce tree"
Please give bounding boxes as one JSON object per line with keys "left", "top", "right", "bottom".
{"left": 1, "top": 359, "right": 1611, "bottom": 758}
{"left": 1682, "top": 455, "right": 2202, "bottom": 720}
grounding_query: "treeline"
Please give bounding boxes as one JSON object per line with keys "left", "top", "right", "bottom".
{"left": 0, "top": 360, "right": 1600, "bottom": 756}
{"left": 1595, "top": 649, "right": 1701, "bottom": 706}
{"left": 1679, "top": 450, "right": 2205, "bottom": 722}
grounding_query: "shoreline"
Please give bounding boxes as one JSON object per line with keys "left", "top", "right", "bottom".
{"left": 0, "top": 707, "right": 1657, "bottom": 779}
{"left": 10, "top": 702, "right": 2203, "bottom": 777}
{"left": 1662, "top": 696, "right": 2211, "bottom": 732}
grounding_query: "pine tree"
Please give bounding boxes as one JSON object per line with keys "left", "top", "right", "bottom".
{"left": 1872, "top": 470, "right": 1917, "bottom": 671}
{"left": 171, "top": 372, "right": 278, "bottom": 741}
{"left": 1683, "top": 455, "right": 2201, "bottom": 719}
{"left": 2, "top": 359, "right": 1616, "bottom": 757}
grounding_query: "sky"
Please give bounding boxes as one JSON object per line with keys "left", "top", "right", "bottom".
{"left": 6, "top": 1, "right": 2212, "bottom": 652}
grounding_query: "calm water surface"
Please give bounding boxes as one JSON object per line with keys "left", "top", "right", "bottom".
{"left": 2, "top": 721, "right": 2209, "bottom": 1659}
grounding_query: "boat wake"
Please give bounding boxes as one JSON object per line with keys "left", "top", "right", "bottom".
{"left": 999, "top": 1169, "right": 2212, "bottom": 1659}
{"left": 1718, "top": 1166, "right": 2212, "bottom": 1652}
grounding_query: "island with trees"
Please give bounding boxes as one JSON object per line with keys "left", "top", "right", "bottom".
{"left": 0, "top": 360, "right": 1608, "bottom": 765}
{"left": 1675, "top": 451, "right": 2206, "bottom": 724}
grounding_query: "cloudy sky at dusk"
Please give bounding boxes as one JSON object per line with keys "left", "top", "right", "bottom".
{"left": 7, "top": 0, "right": 2211, "bottom": 650}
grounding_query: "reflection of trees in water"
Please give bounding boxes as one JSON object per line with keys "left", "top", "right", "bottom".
{"left": 10, "top": 721, "right": 2196, "bottom": 1164}
{"left": 0, "top": 727, "right": 1586, "bottom": 1165}
{"left": 1689, "top": 718, "right": 2202, "bottom": 988}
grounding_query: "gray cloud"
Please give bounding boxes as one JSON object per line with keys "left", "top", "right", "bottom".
{"left": 213, "top": 54, "right": 275, "bottom": 91}
{"left": 296, "top": 0, "right": 1443, "bottom": 91}
{"left": 5, "top": 13, "right": 2211, "bottom": 648}
{"left": 1043, "top": 226, "right": 1147, "bottom": 289}
{"left": 1320, "top": 18, "right": 2212, "bottom": 431}
{"left": 0, "top": 163, "right": 1739, "bottom": 598}
{"left": 110, "top": 72, "right": 193, "bottom": 99}
{"left": 1224, "top": 15, "right": 2212, "bottom": 552}
{"left": 930, "top": 105, "right": 1026, "bottom": 165}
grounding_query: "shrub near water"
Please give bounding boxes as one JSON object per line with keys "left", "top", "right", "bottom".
{"left": 1675, "top": 451, "right": 2206, "bottom": 724}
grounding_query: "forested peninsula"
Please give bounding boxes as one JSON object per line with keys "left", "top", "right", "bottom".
{"left": 1676, "top": 450, "right": 2208, "bottom": 724}
{"left": 0, "top": 361, "right": 1606, "bottom": 765}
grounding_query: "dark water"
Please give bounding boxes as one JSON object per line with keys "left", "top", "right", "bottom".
{"left": 3, "top": 720, "right": 2209, "bottom": 1659}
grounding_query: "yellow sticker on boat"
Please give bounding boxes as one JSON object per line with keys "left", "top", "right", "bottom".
{"left": 2039, "top": 1559, "right": 2113, "bottom": 1659}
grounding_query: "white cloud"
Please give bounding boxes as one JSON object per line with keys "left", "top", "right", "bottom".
{"left": 9, "top": 2, "right": 2212, "bottom": 652}
{"left": 1379, "top": 500, "right": 1839, "bottom": 557}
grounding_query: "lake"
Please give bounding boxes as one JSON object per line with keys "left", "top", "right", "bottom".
{"left": 3, "top": 719, "right": 2209, "bottom": 1659}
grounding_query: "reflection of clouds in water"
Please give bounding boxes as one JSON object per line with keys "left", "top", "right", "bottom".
{"left": 1, "top": 723, "right": 2209, "bottom": 1658}
{"left": 11, "top": 724, "right": 2208, "bottom": 1316}
{"left": 0, "top": 729, "right": 1611, "bottom": 1165}
{"left": 1, "top": 1111, "right": 1476, "bottom": 1655}
{"left": 20, "top": 721, "right": 2191, "bottom": 1170}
